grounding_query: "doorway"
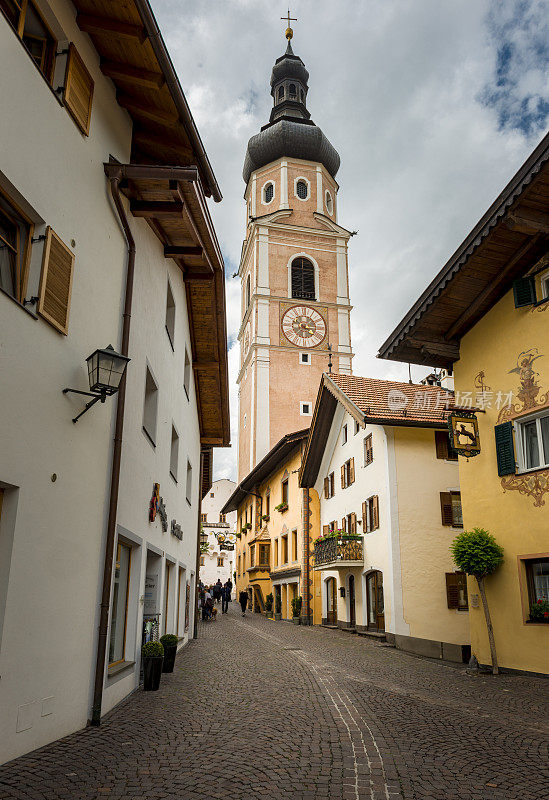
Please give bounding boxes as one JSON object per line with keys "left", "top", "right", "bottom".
{"left": 348, "top": 574, "right": 356, "bottom": 627}
{"left": 326, "top": 577, "right": 337, "bottom": 626}
{"left": 366, "top": 571, "right": 384, "bottom": 631}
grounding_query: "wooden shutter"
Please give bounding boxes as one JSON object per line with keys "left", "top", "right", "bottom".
{"left": 350, "top": 512, "right": 357, "bottom": 535}
{"left": 349, "top": 457, "right": 355, "bottom": 484}
{"left": 324, "top": 477, "right": 329, "bottom": 498}
{"left": 362, "top": 501, "right": 367, "bottom": 531}
{"left": 445, "top": 573, "right": 460, "bottom": 609}
{"left": 38, "top": 227, "right": 75, "bottom": 334}
{"left": 512, "top": 276, "right": 536, "bottom": 308}
{"left": 494, "top": 422, "right": 516, "bottom": 476}
{"left": 64, "top": 44, "right": 94, "bottom": 135}
{"left": 372, "top": 496, "right": 379, "bottom": 530}
{"left": 341, "top": 517, "right": 346, "bottom": 532}
{"left": 435, "top": 431, "right": 449, "bottom": 459}
{"left": 322, "top": 525, "right": 329, "bottom": 537}
{"left": 440, "top": 492, "right": 453, "bottom": 526}
{"left": 365, "top": 434, "right": 373, "bottom": 465}
{"left": 341, "top": 464, "right": 346, "bottom": 489}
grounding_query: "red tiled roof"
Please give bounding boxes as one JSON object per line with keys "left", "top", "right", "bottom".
{"left": 327, "top": 373, "right": 456, "bottom": 425}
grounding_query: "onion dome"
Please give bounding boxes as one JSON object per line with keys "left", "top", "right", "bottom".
{"left": 243, "top": 39, "right": 340, "bottom": 184}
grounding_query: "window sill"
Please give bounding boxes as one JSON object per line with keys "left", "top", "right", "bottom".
{"left": 108, "top": 660, "right": 136, "bottom": 677}
{"left": 525, "top": 618, "right": 549, "bottom": 625}
{"left": 0, "top": 287, "right": 39, "bottom": 320}
{"left": 142, "top": 426, "right": 156, "bottom": 449}
{"left": 516, "top": 464, "right": 549, "bottom": 477}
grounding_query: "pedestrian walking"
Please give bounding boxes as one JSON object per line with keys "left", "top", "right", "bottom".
{"left": 214, "top": 578, "right": 223, "bottom": 604}
{"left": 226, "top": 577, "right": 233, "bottom": 596}
{"left": 239, "top": 590, "right": 248, "bottom": 616}
{"left": 222, "top": 581, "right": 231, "bottom": 614}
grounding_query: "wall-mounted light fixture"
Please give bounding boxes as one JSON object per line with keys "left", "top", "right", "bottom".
{"left": 339, "top": 586, "right": 346, "bottom": 598}
{"left": 63, "top": 345, "right": 130, "bottom": 423}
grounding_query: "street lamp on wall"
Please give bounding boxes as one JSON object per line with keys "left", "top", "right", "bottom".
{"left": 63, "top": 345, "right": 130, "bottom": 423}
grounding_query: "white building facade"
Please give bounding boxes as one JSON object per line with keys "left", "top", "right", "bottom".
{"left": 199, "top": 479, "right": 237, "bottom": 588}
{"left": 0, "top": 0, "right": 229, "bottom": 765}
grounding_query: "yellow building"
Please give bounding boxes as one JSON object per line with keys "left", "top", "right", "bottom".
{"left": 379, "top": 131, "right": 549, "bottom": 675}
{"left": 222, "top": 430, "right": 322, "bottom": 624}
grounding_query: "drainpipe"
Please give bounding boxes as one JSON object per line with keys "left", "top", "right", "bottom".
{"left": 91, "top": 170, "right": 135, "bottom": 725}
{"left": 193, "top": 449, "right": 206, "bottom": 639}
{"left": 302, "top": 488, "right": 312, "bottom": 625}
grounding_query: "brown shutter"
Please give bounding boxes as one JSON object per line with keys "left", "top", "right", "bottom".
{"left": 350, "top": 512, "right": 357, "bottom": 534}
{"left": 435, "top": 431, "right": 449, "bottom": 459}
{"left": 322, "top": 525, "right": 329, "bottom": 537}
{"left": 341, "top": 464, "right": 346, "bottom": 489}
{"left": 440, "top": 492, "right": 453, "bottom": 526}
{"left": 330, "top": 473, "right": 335, "bottom": 495}
{"left": 365, "top": 434, "right": 373, "bottom": 465}
{"left": 38, "top": 227, "right": 75, "bottom": 334}
{"left": 349, "top": 457, "right": 355, "bottom": 484}
{"left": 341, "top": 517, "right": 346, "bottom": 532}
{"left": 362, "top": 501, "right": 367, "bottom": 531}
{"left": 324, "top": 477, "right": 329, "bottom": 498}
{"left": 372, "top": 496, "right": 379, "bottom": 530}
{"left": 445, "top": 573, "right": 460, "bottom": 609}
{"left": 64, "top": 44, "right": 94, "bottom": 135}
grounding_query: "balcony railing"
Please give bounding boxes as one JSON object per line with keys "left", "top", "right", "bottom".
{"left": 313, "top": 536, "right": 363, "bottom": 569}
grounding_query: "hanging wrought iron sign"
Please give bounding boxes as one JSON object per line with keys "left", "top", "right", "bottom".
{"left": 447, "top": 411, "right": 481, "bottom": 458}
{"left": 171, "top": 519, "right": 182, "bottom": 540}
{"left": 149, "top": 483, "right": 168, "bottom": 531}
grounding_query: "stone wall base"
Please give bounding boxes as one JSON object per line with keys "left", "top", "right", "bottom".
{"left": 394, "top": 633, "right": 470, "bottom": 663}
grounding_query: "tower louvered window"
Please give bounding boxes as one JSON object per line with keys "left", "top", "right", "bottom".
{"left": 291, "top": 257, "right": 315, "bottom": 301}
{"left": 289, "top": 83, "right": 297, "bottom": 98}
{"left": 296, "top": 180, "right": 308, "bottom": 199}
{"left": 278, "top": 86, "right": 284, "bottom": 100}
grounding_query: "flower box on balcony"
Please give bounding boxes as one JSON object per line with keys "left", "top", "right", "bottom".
{"left": 275, "top": 503, "right": 288, "bottom": 513}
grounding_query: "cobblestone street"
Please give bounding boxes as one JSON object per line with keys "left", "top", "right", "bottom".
{"left": 1, "top": 604, "right": 547, "bottom": 800}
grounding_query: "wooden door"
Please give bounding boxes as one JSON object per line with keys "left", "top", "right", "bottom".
{"left": 366, "top": 571, "right": 385, "bottom": 631}
{"left": 326, "top": 577, "right": 337, "bottom": 625}
{"left": 348, "top": 575, "right": 356, "bottom": 627}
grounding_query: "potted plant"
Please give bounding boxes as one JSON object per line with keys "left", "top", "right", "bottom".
{"left": 245, "top": 522, "right": 252, "bottom": 530}
{"left": 160, "top": 633, "right": 178, "bottom": 673}
{"left": 274, "top": 593, "right": 282, "bottom": 621}
{"left": 265, "top": 592, "right": 274, "bottom": 618}
{"left": 275, "top": 502, "right": 288, "bottom": 513}
{"left": 529, "top": 599, "right": 549, "bottom": 622}
{"left": 142, "top": 641, "right": 164, "bottom": 691}
{"left": 291, "top": 596, "right": 302, "bottom": 624}
{"left": 261, "top": 514, "right": 270, "bottom": 523}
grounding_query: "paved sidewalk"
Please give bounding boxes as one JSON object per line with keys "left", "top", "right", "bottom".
{"left": 0, "top": 604, "right": 547, "bottom": 800}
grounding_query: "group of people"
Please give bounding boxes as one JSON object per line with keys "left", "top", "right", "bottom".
{"left": 199, "top": 578, "right": 232, "bottom": 620}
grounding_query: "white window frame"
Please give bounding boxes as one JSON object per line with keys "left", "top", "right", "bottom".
{"left": 300, "top": 401, "right": 312, "bottom": 416}
{"left": 540, "top": 269, "right": 549, "bottom": 301}
{"left": 514, "top": 409, "right": 549, "bottom": 473}
{"left": 262, "top": 180, "right": 275, "bottom": 206}
{"left": 294, "top": 176, "right": 310, "bottom": 201}
{"left": 299, "top": 352, "right": 310, "bottom": 365}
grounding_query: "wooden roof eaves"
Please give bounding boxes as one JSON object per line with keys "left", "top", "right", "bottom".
{"left": 378, "top": 130, "right": 549, "bottom": 362}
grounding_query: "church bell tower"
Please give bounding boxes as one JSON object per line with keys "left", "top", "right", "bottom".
{"left": 237, "top": 23, "right": 354, "bottom": 480}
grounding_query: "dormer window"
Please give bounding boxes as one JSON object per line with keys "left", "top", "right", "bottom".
{"left": 289, "top": 83, "right": 297, "bottom": 98}
{"left": 278, "top": 86, "right": 284, "bottom": 101}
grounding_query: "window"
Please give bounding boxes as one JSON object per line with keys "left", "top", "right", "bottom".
{"left": 292, "top": 530, "right": 298, "bottom": 561}
{"left": 274, "top": 539, "right": 279, "bottom": 567}
{"left": 354, "top": 420, "right": 360, "bottom": 435}
{"left": 281, "top": 478, "right": 289, "bottom": 506}
{"left": 541, "top": 271, "right": 549, "bottom": 301}
{"left": 170, "top": 425, "right": 179, "bottom": 482}
{"left": 296, "top": 180, "right": 308, "bottom": 199}
{"left": 299, "top": 352, "right": 310, "bottom": 365}
{"left": 265, "top": 493, "right": 270, "bottom": 517}
{"left": 237, "top": 555, "right": 241, "bottom": 575}
{"left": 342, "top": 513, "right": 357, "bottom": 535}
{"left": 200, "top": 513, "right": 207, "bottom": 523}
{"left": 143, "top": 366, "right": 158, "bottom": 446}
{"left": 219, "top": 513, "right": 226, "bottom": 523}
{"left": 300, "top": 401, "right": 311, "bottom": 416}
{"left": 263, "top": 182, "right": 274, "bottom": 203}
{"left": 277, "top": 85, "right": 284, "bottom": 100}
{"left": 435, "top": 431, "right": 458, "bottom": 461}
{"left": 217, "top": 557, "right": 224, "bottom": 567}
{"left": 525, "top": 558, "right": 549, "bottom": 606}
{"left": 289, "top": 83, "right": 297, "bottom": 98}
{"left": 259, "top": 544, "right": 270, "bottom": 566}
{"left": 291, "top": 257, "right": 315, "bottom": 300}
{"left": 325, "top": 191, "right": 333, "bottom": 215}
{"left": 165, "top": 280, "right": 175, "bottom": 349}
{"left": 341, "top": 458, "right": 354, "bottom": 488}
{"left": 246, "top": 273, "right": 251, "bottom": 308}
{"left": 1, "top": 0, "right": 56, "bottom": 82}
{"left": 108, "top": 542, "right": 131, "bottom": 665}
{"left": 300, "top": 89, "right": 304, "bottom": 102}
{"left": 323, "top": 472, "right": 335, "bottom": 499}
{"left": 281, "top": 534, "right": 288, "bottom": 564}
{"left": 516, "top": 411, "right": 549, "bottom": 471}
{"left": 364, "top": 434, "right": 373, "bottom": 466}
{"left": 186, "top": 461, "right": 193, "bottom": 504}
{"left": 210, "top": 492, "right": 214, "bottom": 498}
{"left": 342, "top": 425, "right": 348, "bottom": 444}
{"left": 445, "top": 572, "right": 468, "bottom": 610}
{"left": 362, "top": 496, "right": 379, "bottom": 532}
{"left": 200, "top": 556, "right": 205, "bottom": 566}
{"left": 440, "top": 491, "right": 463, "bottom": 528}
{"left": 0, "top": 189, "right": 33, "bottom": 304}
{"left": 183, "top": 348, "right": 191, "bottom": 399}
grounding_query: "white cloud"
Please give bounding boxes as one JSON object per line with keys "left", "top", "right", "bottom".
{"left": 152, "top": 0, "right": 549, "bottom": 480}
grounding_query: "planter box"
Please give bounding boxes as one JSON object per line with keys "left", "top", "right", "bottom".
{"left": 162, "top": 645, "right": 177, "bottom": 673}
{"left": 143, "top": 656, "right": 163, "bottom": 691}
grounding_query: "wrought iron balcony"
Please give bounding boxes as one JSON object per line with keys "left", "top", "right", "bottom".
{"left": 313, "top": 536, "right": 363, "bottom": 570}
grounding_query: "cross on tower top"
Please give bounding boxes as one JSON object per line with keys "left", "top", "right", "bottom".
{"left": 281, "top": 8, "right": 297, "bottom": 40}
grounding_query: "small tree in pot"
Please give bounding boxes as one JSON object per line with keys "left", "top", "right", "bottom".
{"left": 160, "top": 634, "right": 178, "bottom": 673}
{"left": 291, "top": 596, "right": 302, "bottom": 624}
{"left": 451, "top": 527, "right": 504, "bottom": 675}
{"left": 274, "top": 592, "right": 282, "bottom": 621}
{"left": 265, "top": 592, "right": 274, "bottom": 618}
{"left": 142, "top": 641, "right": 164, "bottom": 691}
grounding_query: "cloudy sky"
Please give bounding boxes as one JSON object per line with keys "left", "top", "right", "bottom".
{"left": 152, "top": 0, "right": 549, "bottom": 481}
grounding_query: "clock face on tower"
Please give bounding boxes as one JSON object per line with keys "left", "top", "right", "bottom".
{"left": 281, "top": 305, "right": 327, "bottom": 348}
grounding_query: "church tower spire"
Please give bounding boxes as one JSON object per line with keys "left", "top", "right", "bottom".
{"left": 237, "top": 28, "right": 354, "bottom": 480}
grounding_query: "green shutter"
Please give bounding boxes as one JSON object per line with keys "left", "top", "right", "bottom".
{"left": 512, "top": 276, "right": 536, "bottom": 308}
{"left": 494, "top": 422, "right": 515, "bottom": 476}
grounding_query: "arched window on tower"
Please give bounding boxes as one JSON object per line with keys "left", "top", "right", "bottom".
{"left": 291, "top": 257, "right": 315, "bottom": 301}
{"left": 246, "top": 273, "right": 251, "bottom": 309}
{"left": 278, "top": 85, "right": 284, "bottom": 101}
{"left": 289, "top": 83, "right": 297, "bottom": 98}
{"left": 300, "top": 89, "right": 304, "bottom": 102}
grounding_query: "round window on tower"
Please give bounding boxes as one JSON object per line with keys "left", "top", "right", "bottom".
{"left": 296, "top": 179, "right": 308, "bottom": 200}
{"left": 325, "top": 191, "right": 333, "bottom": 215}
{"left": 263, "top": 182, "right": 274, "bottom": 204}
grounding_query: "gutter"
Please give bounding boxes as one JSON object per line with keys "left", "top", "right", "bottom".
{"left": 133, "top": 0, "right": 222, "bottom": 202}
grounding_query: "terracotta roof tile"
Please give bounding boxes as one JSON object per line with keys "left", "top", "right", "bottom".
{"left": 327, "top": 373, "right": 456, "bottom": 426}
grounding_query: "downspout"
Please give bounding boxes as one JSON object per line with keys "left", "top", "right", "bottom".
{"left": 91, "top": 171, "right": 135, "bottom": 725}
{"left": 302, "top": 487, "right": 312, "bottom": 625}
{"left": 193, "top": 449, "right": 205, "bottom": 639}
